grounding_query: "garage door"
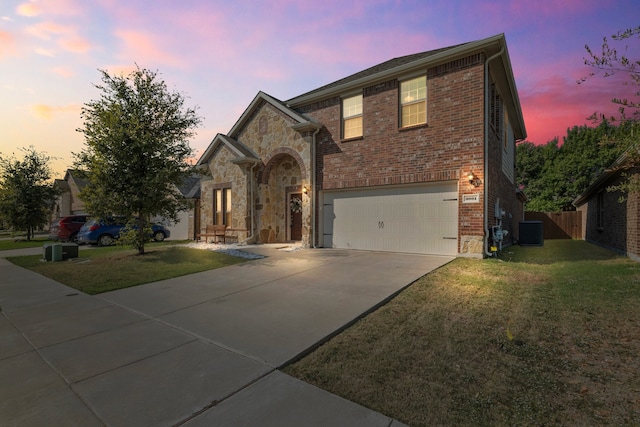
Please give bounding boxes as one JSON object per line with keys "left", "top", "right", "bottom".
{"left": 322, "top": 182, "right": 458, "bottom": 255}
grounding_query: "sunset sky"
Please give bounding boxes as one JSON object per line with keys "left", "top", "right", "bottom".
{"left": 1, "top": 0, "right": 639, "bottom": 178}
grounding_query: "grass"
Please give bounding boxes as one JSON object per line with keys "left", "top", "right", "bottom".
{"left": 285, "top": 240, "right": 640, "bottom": 426}
{"left": 0, "top": 237, "right": 51, "bottom": 251}
{"left": 7, "top": 244, "right": 249, "bottom": 294}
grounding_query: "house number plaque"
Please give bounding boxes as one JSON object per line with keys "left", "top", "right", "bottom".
{"left": 462, "top": 193, "right": 481, "bottom": 204}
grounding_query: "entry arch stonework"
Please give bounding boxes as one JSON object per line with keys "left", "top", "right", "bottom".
{"left": 259, "top": 147, "right": 308, "bottom": 185}
{"left": 256, "top": 151, "right": 311, "bottom": 245}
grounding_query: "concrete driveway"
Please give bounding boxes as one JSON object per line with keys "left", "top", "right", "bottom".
{"left": 0, "top": 244, "right": 453, "bottom": 426}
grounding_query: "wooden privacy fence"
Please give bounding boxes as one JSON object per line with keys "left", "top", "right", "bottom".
{"left": 524, "top": 211, "right": 582, "bottom": 240}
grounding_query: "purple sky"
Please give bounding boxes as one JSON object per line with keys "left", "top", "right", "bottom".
{"left": 1, "top": 0, "right": 639, "bottom": 177}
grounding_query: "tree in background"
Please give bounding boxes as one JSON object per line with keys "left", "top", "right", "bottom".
{"left": 580, "top": 26, "right": 640, "bottom": 196}
{"left": 517, "top": 122, "right": 622, "bottom": 211}
{"left": 0, "top": 147, "right": 59, "bottom": 239}
{"left": 75, "top": 66, "right": 202, "bottom": 254}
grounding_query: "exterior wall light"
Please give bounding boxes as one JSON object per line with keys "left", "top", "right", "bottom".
{"left": 302, "top": 186, "right": 308, "bottom": 194}
{"left": 468, "top": 172, "right": 482, "bottom": 187}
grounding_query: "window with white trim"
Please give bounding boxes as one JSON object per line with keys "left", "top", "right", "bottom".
{"left": 342, "top": 94, "right": 363, "bottom": 139}
{"left": 400, "top": 76, "right": 427, "bottom": 127}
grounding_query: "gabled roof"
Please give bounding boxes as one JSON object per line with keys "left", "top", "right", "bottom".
{"left": 197, "top": 91, "right": 319, "bottom": 166}
{"left": 197, "top": 133, "right": 261, "bottom": 166}
{"left": 573, "top": 150, "right": 634, "bottom": 206}
{"left": 286, "top": 33, "right": 526, "bottom": 140}
{"left": 63, "top": 169, "right": 89, "bottom": 190}
{"left": 287, "top": 44, "right": 468, "bottom": 103}
{"left": 177, "top": 174, "right": 202, "bottom": 199}
{"left": 228, "top": 91, "right": 318, "bottom": 139}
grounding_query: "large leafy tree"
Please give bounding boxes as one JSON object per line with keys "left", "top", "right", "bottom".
{"left": 517, "top": 122, "right": 622, "bottom": 211}
{"left": 75, "top": 66, "right": 202, "bottom": 254}
{"left": 0, "top": 147, "right": 59, "bottom": 239}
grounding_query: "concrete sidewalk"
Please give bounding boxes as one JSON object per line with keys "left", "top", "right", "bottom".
{"left": 0, "top": 244, "right": 453, "bottom": 426}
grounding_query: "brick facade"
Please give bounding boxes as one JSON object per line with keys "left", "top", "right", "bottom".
{"left": 576, "top": 169, "right": 640, "bottom": 261}
{"left": 298, "top": 55, "right": 498, "bottom": 255}
{"left": 197, "top": 34, "right": 526, "bottom": 257}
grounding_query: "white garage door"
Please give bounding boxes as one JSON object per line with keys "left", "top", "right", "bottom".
{"left": 322, "top": 182, "right": 458, "bottom": 255}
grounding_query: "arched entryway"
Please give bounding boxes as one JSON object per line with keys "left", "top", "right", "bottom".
{"left": 257, "top": 150, "right": 308, "bottom": 243}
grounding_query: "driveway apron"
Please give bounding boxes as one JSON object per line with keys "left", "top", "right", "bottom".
{"left": 0, "top": 245, "right": 452, "bottom": 426}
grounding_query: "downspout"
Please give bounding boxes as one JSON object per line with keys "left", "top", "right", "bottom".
{"left": 310, "top": 125, "right": 321, "bottom": 248}
{"left": 484, "top": 45, "right": 504, "bottom": 257}
{"left": 240, "top": 160, "right": 260, "bottom": 245}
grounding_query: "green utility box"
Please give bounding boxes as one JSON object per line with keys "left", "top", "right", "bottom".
{"left": 43, "top": 243, "right": 79, "bottom": 261}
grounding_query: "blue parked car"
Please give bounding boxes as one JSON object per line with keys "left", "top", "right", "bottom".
{"left": 77, "top": 217, "right": 171, "bottom": 246}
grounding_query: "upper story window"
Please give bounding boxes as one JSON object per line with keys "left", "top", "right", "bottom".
{"left": 490, "top": 83, "right": 503, "bottom": 138}
{"left": 400, "top": 76, "right": 427, "bottom": 127}
{"left": 342, "top": 94, "right": 363, "bottom": 139}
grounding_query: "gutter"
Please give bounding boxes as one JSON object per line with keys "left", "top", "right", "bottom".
{"left": 484, "top": 45, "right": 505, "bottom": 257}
{"left": 287, "top": 34, "right": 506, "bottom": 108}
{"left": 292, "top": 121, "right": 322, "bottom": 248}
{"left": 310, "top": 125, "right": 321, "bottom": 248}
{"left": 239, "top": 159, "right": 260, "bottom": 245}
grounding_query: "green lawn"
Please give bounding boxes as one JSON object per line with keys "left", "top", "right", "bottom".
{"left": 0, "top": 237, "right": 51, "bottom": 251}
{"left": 7, "top": 244, "right": 250, "bottom": 294}
{"left": 285, "top": 240, "right": 640, "bottom": 426}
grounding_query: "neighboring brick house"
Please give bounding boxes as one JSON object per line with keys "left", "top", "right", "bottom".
{"left": 573, "top": 154, "right": 640, "bottom": 261}
{"left": 197, "top": 33, "right": 526, "bottom": 257}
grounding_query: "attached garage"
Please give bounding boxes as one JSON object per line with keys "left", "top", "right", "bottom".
{"left": 321, "top": 182, "right": 459, "bottom": 255}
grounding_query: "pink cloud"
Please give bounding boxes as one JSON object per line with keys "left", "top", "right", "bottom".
{"left": 52, "top": 66, "right": 75, "bottom": 77}
{"left": 32, "top": 104, "right": 81, "bottom": 120}
{"left": 29, "top": 0, "right": 86, "bottom": 17}
{"left": 0, "top": 30, "right": 17, "bottom": 58}
{"left": 114, "top": 29, "right": 182, "bottom": 68}
{"left": 59, "top": 35, "right": 91, "bottom": 53}
{"left": 16, "top": 2, "right": 41, "bottom": 17}
{"left": 101, "top": 64, "right": 139, "bottom": 77}
{"left": 26, "top": 21, "right": 71, "bottom": 40}
{"left": 519, "top": 72, "right": 625, "bottom": 144}
{"left": 34, "top": 47, "right": 55, "bottom": 57}
{"left": 24, "top": 21, "right": 93, "bottom": 54}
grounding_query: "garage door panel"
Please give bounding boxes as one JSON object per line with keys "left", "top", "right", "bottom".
{"left": 323, "top": 183, "right": 458, "bottom": 255}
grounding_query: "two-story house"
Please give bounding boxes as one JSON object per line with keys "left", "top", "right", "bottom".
{"left": 197, "top": 33, "right": 526, "bottom": 257}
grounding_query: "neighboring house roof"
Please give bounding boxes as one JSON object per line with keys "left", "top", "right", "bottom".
{"left": 177, "top": 174, "right": 202, "bottom": 199}
{"left": 63, "top": 169, "right": 89, "bottom": 190}
{"left": 573, "top": 151, "right": 633, "bottom": 206}
{"left": 286, "top": 33, "right": 526, "bottom": 140}
{"left": 53, "top": 178, "right": 70, "bottom": 191}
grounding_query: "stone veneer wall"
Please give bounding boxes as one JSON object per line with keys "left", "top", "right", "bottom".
{"left": 204, "top": 102, "right": 312, "bottom": 245}
{"left": 202, "top": 144, "right": 250, "bottom": 242}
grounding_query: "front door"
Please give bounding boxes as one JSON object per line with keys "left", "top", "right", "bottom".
{"left": 289, "top": 193, "right": 302, "bottom": 241}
